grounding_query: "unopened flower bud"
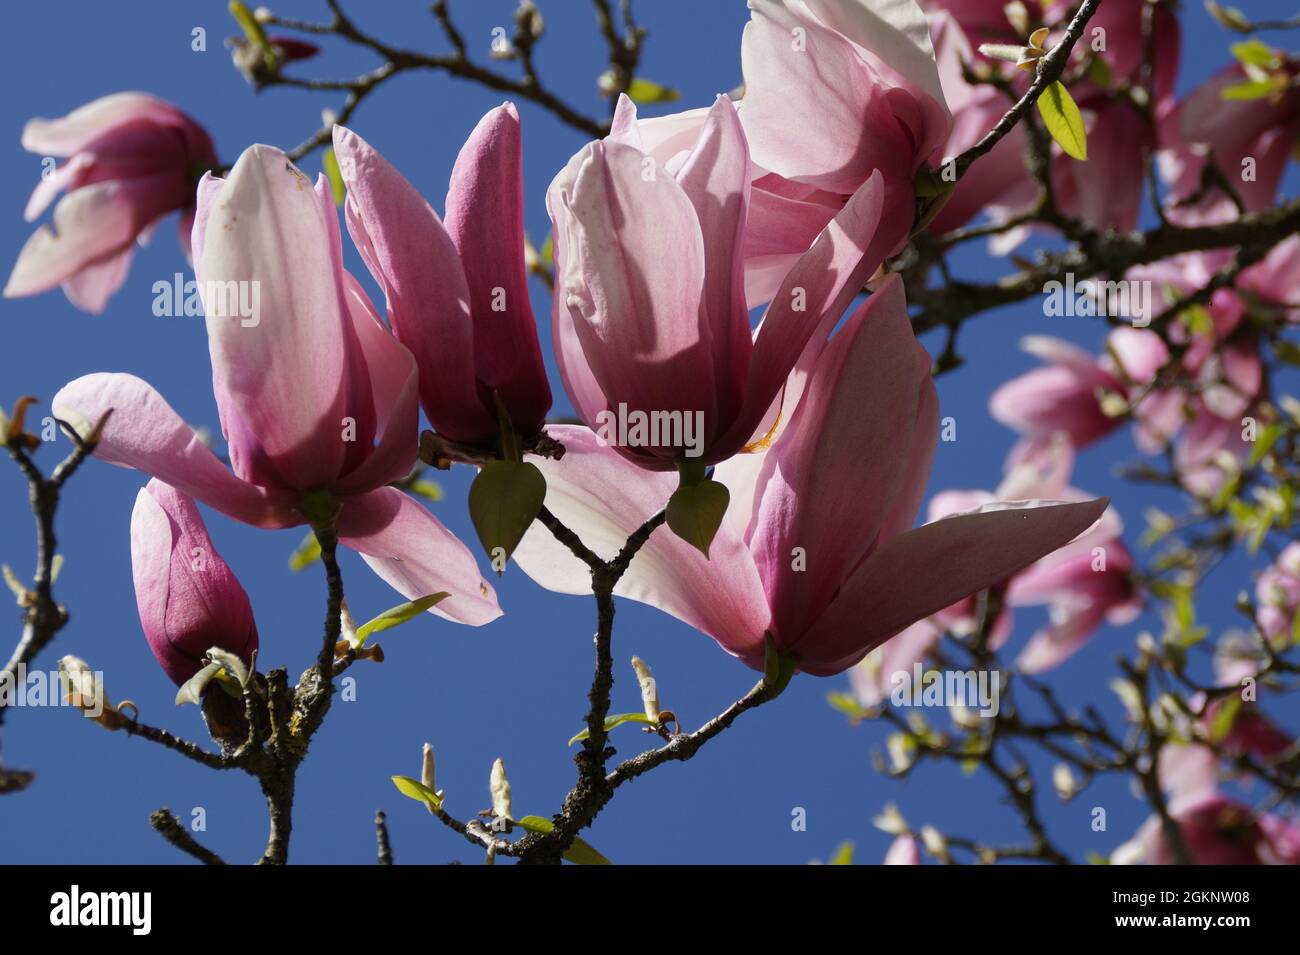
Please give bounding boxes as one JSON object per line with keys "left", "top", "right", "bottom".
{"left": 490, "top": 757, "right": 512, "bottom": 821}
{"left": 58, "top": 655, "right": 127, "bottom": 729}
{"left": 131, "top": 481, "right": 259, "bottom": 687}
{"left": 631, "top": 656, "right": 659, "bottom": 722}
{"left": 920, "top": 825, "right": 948, "bottom": 858}
{"left": 872, "top": 802, "right": 907, "bottom": 836}
{"left": 1052, "top": 763, "right": 1080, "bottom": 801}
{"left": 422, "top": 743, "right": 437, "bottom": 793}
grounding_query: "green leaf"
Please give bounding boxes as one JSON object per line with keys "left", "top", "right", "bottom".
{"left": 391, "top": 774, "right": 443, "bottom": 811}
{"left": 406, "top": 478, "right": 444, "bottom": 503}
{"left": 568, "top": 712, "right": 657, "bottom": 746}
{"left": 1248, "top": 422, "right": 1282, "bottom": 467}
{"left": 665, "top": 477, "right": 729, "bottom": 557}
{"left": 1036, "top": 81, "right": 1087, "bottom": 161}
{"left": 538, "top": 232, "right": 554, "bottom": 267}
{"left": 1230, "top": 40, "right": 1280, "bottom": 70}
{"left": 826, "top": 691, "right": 869, "bottom": 720}
{"left": 355, "top": 593, "right": 450, "bottom": 644}
{"left": 288, "top": 531, "right": 322, "bottom": 572}
{"left": 322, "top": 149, "right": 346, "bottom": 206}
{"left": 514, "top": 815, "right": 611, "bottom": 865}
{"left": 1208, "top": 695, "right": 1243, "bottom": 743}
{"left": 828, "top": 841, "right": 854, "bottom": 865}
{"left": 468, "top": 459, "right": 547, "bottom": 572}
{"left": 1221, "top": 78, "right": 1286, "bottom": 101}
{"left": 624, "top": 78, "right": 681, "bottom": 104}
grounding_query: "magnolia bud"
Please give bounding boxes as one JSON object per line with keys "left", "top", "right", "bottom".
{"left": 631, "top": 656, "right": 659, "bottom": 722}
{"left": 58, "top": 655, "right": 127, "bottom": 729}
{"left": 1052, "top": 763, "right": 1080, "bottom": 802}
{"left": 872, "top": 802, "right": 907, "bottom": 836}
{"left": 490, "top": 758, "right": 512, "bottom": 821}
{"left": 919, "top": 825, "right": 948, "bottom": 858}
{"left": 422, "top": 743, "right": 437, "bottom": 793}
{"left": 131, "top": 480, "right": 259, "bottom": 687}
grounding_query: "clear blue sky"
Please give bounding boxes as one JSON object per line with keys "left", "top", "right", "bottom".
{"left": 0, "top": 0, "right": 1292, "bottom": 864}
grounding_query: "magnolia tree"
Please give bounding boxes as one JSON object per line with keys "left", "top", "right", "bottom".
{"left": 1, "top": 0, "right": 1297, "bottom": 866}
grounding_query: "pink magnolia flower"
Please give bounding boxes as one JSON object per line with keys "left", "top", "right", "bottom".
{"left": 1123, "top": 255, "right": 1264, "bottom": 496}
{"left": 53, "top": 144, "right": 498, "bottom": 627}
{"left": 1159, "top": 58, "right": 1300, "bottom": 225}
{"left": 921, "top": 0, "right": 1180, "bottom": 236}
{"left": 332, "top": 104, "right": 552, "bottom": 445}
{"left": 728, "top": 0, "right": 950, "bottom": 294}
{"left": 4, "top": 92, "right": 217, "bottom": 314}
{"left": 989, "top": 329, "right": 1169, "bottom": 451}
{"left": 1255, "top": 543, "right": 1300, "bottom": 643}
{"left": 515, "top": 276, "right": 1106, "bottom": 675}
{"left": 1115, "top": 790, "right": 1300, "bottom": 865}
{"left": 547, "top": 94, "right": 902, "bottom": 471}
{"left": 131, "top": 480, "right": 258, "bottom": 685}
{"left": 740, "top": 0, "right": 950, "bottom": 197}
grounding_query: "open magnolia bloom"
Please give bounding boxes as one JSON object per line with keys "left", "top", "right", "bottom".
{"left": 4, "top": 92, "right": 218, "bottom": 314}
{"left": 514, "top": 276, "right": 1106, "bottom": 676}
{"left": 547, "top": 94, "right": 901, "bottom": 473}
{"left": 53, "top": 144, "right": 498, "bottom": 627}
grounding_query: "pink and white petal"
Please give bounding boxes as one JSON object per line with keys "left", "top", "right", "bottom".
{"left": 197, "top": 146, "right": 360, "bottom": 490}
{"left": 796, "top": 498, "right": 1109, "bottom": 675}
{"left": 21, "top": 92, "right": 185, "bottom": 155}
{"left": 719, "top": 171, "right": 894, "bottom": 457}
{"left": 4, "top": 176, "right": 171, "bottom": 300}
{"left": 337, "top": 487, "right": 501, "bottom": 626}
{"left": 23, "top": 153, "right": 94, "bottom": 222}
{"left": 672, "top": 95, "right": 753, "bottom": 417}
{"left": 51, "top": 373, "right": 293, "bottom": 527}
{"left": 333, "top": 126, "right": 491, "bottom": 443}
{"left": 60, "top": 242, "right": 135, "bottom": 315}
{"left": 443, "top": 103, "right": 552, "bottom": 437}
{"left": 330, "top": 273, "right": 420, "bottom": 497}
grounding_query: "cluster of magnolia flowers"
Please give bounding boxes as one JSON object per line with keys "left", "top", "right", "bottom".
{"left": 2, "top": 1, "right": 1297, "bottom": 868}
{"left": 3, "top": 0, "right": 1129, "bottom": 691}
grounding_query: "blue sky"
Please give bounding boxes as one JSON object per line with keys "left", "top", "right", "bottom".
{"left": 0, "top": 1, "right": 1293, "bottom": 864}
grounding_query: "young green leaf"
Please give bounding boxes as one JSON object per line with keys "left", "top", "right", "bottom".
{"left": 322, "top": 148, "right": 346, "bottom": 206}
{"left": 1221, "top": 77, "right": 1286, "bottom": 102}
{"left": 827, "top": 841, "right": 855, "bottom": 865}
{"left": 567, "top": 712, "right": 657, "bottom": 746}
{"left": 1230, "top": 39, "right": 1280, "bottom": 70}
{"left": 355, "top": 593, "right": 451, "bottom": 644}
{"left": 625, "top": 77, "right": 681, "bottom": 104}
{"left": 288, "top": 531, "right": 322, "bottom": 572}
{"left": 392, "top": 774, "right": 444, "bottom": 811}
{"left": 468, "top": 459, "right": 547, "bottom": 572}
{"left": 514, "top": 815, "right": 611, "bottom": 865}
{"left": 1036, "top": 81, "right": 1087, "bottom": 161}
